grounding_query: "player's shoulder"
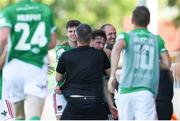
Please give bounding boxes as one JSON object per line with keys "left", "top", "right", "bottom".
{"left": 0, "top": 2, "right": 17, "bottom": 13}
{"left": 56, "top": 41, "right": 69, "bottom": 50}
{"left": 60, "top": 41, "right": 69, "bottom": 46}
{"left": 116, "top": 32, "right": 130, "bottom": 45}
{"left": 36, "top": 2, "right": 50, "bottom": 9}
{"left": 150, "top": 33, "right": 164, "bottom": 43}
{"left": 117, "top": 32, "right": 129, "bottom": 39}
{"left": 58, "top": 41, "right": 69, "bottom": 48}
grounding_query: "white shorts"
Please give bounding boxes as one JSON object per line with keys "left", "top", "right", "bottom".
{"left": 53, "top": 93, "right": 67, "bottom": 116}
{"left": 0, "top": 99, "right": 15, "bottom": 120}
{"left": 114, "top": 90, "right": 157, "bottom": 120}
{"left": 2, "top": 59, "right": 48, "bottom": 103}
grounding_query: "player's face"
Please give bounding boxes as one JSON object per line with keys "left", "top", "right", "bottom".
{"left": 104, "top": 26, "right": 116, "bottom": 45}
{"left": 67, "top": 26, "right": 78, "bottom": 42}
{"left": 90, "top": 36, "right": 106, "bottom": 50}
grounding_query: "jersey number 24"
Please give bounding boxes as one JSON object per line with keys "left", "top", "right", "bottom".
{"left": 14, "top": 22, "right": 47, "bottom": 54}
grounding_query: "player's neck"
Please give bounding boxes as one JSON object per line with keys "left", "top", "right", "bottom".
{"left": 68, "top": 39, "right": 77, "bottom": 48}
{"left": 134, "top": 25, "right": 147, "bottom": 29}
{"left": 77, "top": 41, "right": 89, "bottom": 47}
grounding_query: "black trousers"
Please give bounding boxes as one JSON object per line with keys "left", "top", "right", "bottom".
{"left": 61, "top": 97, "right": 106, "bottom": 120}
{"left": 156, "top": 70, "right": 174, "bottom": 120}
{"left": 156, "top": 101, "right": 173, "bottom": 120}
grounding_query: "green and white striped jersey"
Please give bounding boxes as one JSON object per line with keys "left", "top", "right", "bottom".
{"left": 116, "top": 28, "right": 167, "bottom": 95}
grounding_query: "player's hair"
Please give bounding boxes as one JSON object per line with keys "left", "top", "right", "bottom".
{"left": 66, "top": 20, "right": 81, "bottom": 29}
{"left": 90, "top": 29, "right": 107, "bottom": 42}
{"left": 76, "top": 24, "right": 92, "bottom": 42}
{"left": 132, "top": 6, "right": 150, "bottom": 27}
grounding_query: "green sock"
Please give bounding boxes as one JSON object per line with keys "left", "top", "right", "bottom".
{"left": 30, "top": 116, "right": 40, "bottom": 120}
{"left": 15, "top": 118, "right": 25, "bottom": 120}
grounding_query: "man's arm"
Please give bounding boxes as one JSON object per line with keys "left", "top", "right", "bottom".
{"left": 105, "top": 68, "right": 111, "bottom": 76}
{"left": 55, "top": 72, "right": 64, "bottom": 94}
{"left": 56, "top": 72, "right": 64, "bottom": 83}
{"left": 103, "top": 48, "right": 111, "bottom": 58}
{"left": 103, "top": 76, "right": 118, "bottom": 119}
{"left": 0, "top": 47, "right": 6, "bottom": 70}
{"left": 48, "top": 32, "right": 57, "bottom": 50}
{"left": 0, "top": 27, "right": 9, "bottom": 56}
{"left": 108, "top": 39, "right": 126, "bottom": 93}
{"left": 160, "top": 51, "right": 171, "bottom": 70}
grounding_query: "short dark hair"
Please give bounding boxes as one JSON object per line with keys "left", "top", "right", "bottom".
{"left": 76, "top": 24, "right": 92, "bottom": 42}
{"left": 90, "top": 29, "right": 107, "bottom": 41}
{"left": 132, "top": 6, "right": 150, "bottom": 27}
{"left": 66, "top": 20, "right": 81, "bottom": 29}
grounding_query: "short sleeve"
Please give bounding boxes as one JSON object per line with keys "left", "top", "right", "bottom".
{"left": 157, "top": 35, "right": 167, "bottom": 53}
{"left": 116, "top": 32, "right": 129, "bottom": 47}
{"left": 47, "top": 7, "right": 56, "bottom": 34}
{"left": 0, "top": 8, "right": 12, "bottom": 28}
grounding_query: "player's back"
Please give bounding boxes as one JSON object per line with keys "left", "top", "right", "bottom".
{"left": 2, "top": 0, "right": 54, "bottom": 67}
{"left": 119, "top": 30, "right": 160, "bottom": 94}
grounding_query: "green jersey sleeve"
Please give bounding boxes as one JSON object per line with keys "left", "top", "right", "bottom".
{"left": 157, "top": 35, "right": 167, "bottom": 53}
{"left": 0, "top": 8, "right": 12, "bottom": 28}
{"left": 46, "top": 7, "right": 56, "bottom": 34}
{"left": 116, "top": 32, "right": 130, "bottom": 47}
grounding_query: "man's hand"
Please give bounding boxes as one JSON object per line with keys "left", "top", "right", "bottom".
{"left": 104, "top": 48, "right": 111, "bottom": 58}
{"left": 109, "top": 104, "right": 118, "bottom": 119}
{"left": 54, "top": 85, "right": 61, "bottom": 94}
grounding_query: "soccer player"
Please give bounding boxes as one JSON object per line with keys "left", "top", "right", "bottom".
{"left": 56, "top": 20, "right": 81, "bottom": 61}
{"left": 108, "top": 6, "right": 171, "bottom": 120}
{"left": 90, "top": 29, "right": 107, "bottom": 50}
{"left": 54, "top": 19, "right": 81, "bottom": 119}
{"left": 0, "top": 0, "right": 57, "bottom": 120}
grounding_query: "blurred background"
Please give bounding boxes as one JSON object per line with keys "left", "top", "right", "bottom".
{"left": 0, "top": 0, "right": 180, "bottom": 119}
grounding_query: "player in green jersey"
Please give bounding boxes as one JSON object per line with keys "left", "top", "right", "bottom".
{"left": 56, "top": 20, "right": 81, "bottom": 61}
{"left": 0, "top": 0, "right": 57, "bottom": 120}
{"left": 108, "top": 6, "right": 171, "bottom": 120}
{"left": 54, "top": 20, "right": 81, "bottom": 119}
